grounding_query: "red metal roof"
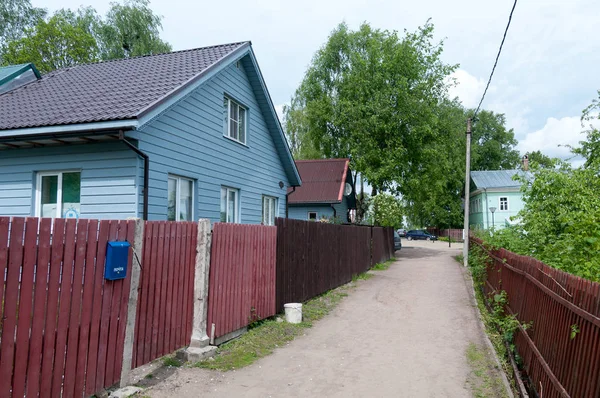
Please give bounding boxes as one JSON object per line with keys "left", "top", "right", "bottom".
{"left": 288, "top": 159, "right": 349, "bottom": 204}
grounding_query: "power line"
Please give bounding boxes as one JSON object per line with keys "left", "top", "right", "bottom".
{"left": 472, "top": 0, "right": 518, "bottom": 119}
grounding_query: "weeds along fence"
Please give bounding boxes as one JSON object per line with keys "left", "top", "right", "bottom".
{"left": 426, "top": 227, "right": 464, "bottom": 242}
{"left": 472, "top": 237, "right": 600, "bottom": 398}
{"left": 275, "top": 218, "right": 394, "bottom": 311}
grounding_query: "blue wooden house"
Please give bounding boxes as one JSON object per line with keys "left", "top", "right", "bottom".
{"left": 287, "top": 159, "right": 356, "bottom": 222}
{"left": 0, "top": 42, "right": 301, "bottom": 224}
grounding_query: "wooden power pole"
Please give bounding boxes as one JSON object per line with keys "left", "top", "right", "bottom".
{"left": 463, "top": 118, "right": 472, "bottom": 267}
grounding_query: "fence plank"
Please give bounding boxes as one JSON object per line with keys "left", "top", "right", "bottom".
{"left": 61, "top": 219, "right": 89, "bottom": 397}
{"left": 40, "top": 218, "right": 66, "bottom": 397}
{"left": 0, "top": 218, "right": 25, "bottom": 396}
{"left": 25, "top": 218, "right": 52, "bottom": 397}
{"left": 75, "top": 219, "right": 99, "bottom": 397}
{"left": 11, "top": 218, "right": 38, "bottom": 397}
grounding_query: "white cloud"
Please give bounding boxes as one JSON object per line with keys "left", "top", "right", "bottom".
{"left": 447, "top": 69, "right": 492, "bottom": 109}
{"left": 518, "top": 116, "right": 584, "bottom": 159}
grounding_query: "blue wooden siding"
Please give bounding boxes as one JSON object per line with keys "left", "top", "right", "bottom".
{"left": 136, "top": 56, "right": 290, "bottom": 223}
{"left": 288, "top": 205, "right": 334, "bottom": 221}
{"left": 332, "top": 197, "right": 350, "bottom": 222}
{"left": 0, "top": 143, "right": 138, "bottom": 218}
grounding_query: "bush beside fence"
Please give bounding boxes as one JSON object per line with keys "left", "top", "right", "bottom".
{"left": 472, "top": 236, "right": 600, "bottom": 398}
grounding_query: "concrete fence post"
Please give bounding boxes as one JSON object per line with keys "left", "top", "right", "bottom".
{"left": 119, "top": 218, "right": 144, "bottom": 387}
{"left": 179, "top": 218, "right": 216, "bottom": 361}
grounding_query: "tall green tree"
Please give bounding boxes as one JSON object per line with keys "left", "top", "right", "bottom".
{"left": 2, "top": 12, "right": 98, "bottom": 73}
{"left": 1, "top": 0, "right": 171, "bottom": 72}
{"left": 97, "top": 0, "right": 171, "bottom": 60}
{"left": 470, "top": 109, "right": 520, "bottom": 171}
{"left": 0, "top": 0, "right": 46, "bottom": 52}
{"left": 526, "top": 150, "right": 558, "bottom": 169}
{"left": 284, "top": 21, "right": 456, "bottom": 193}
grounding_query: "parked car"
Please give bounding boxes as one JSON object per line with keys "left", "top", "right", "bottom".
{"left": 405, "top": 230, "right": 437, "bottom": 241}
{"left": 393, "top": 230, "right": 402, "bottom": 251}
{"left": 397, "top": 228, "right": 407, "bottom": 237}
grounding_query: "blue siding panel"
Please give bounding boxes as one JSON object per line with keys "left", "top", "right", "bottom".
{"left": 0, "top": 143, "right": 138, "bottom": 219}
{"left": 137, "top": 59, "right": 290, "bottom": 223}
{"left": 332, "top": 198, "right": 349, "bottom": 222}
{"left": 288, "top": 205, "right": 334, "bottom": 221}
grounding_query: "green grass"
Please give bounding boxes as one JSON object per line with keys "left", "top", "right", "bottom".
{"left": 193, "top": 281, "right": 357, "bottom": 371}
{"left": 371, "top": 259, "right": 395, "bottom": 271}
{"left": 466, "top": 343, "right": 510, "bottom": 398}
{"left": 352, "top": 272, "right": 374, "bottom": 281}
{"left": 162, "top": 356, "right": 182, "bottom": 367}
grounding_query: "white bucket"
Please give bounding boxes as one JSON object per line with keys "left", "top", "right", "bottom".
{"left": 284, "top": 303, "right": 303, "bottom": 324}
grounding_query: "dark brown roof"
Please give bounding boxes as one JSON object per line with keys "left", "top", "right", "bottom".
{"left": 0, "top": 42, "right": 247, "bottom": 130}
{"left": 288, "top": 159, "right": 349, "bottom": 204}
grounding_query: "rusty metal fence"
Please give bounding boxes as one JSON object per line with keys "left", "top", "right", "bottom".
{"left": 472, "top": 237, "right": 600, "bottom": 398}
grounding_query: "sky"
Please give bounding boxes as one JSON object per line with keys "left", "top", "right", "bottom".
{"left": 34, "top": 0, "right": 600, "bottom": 162}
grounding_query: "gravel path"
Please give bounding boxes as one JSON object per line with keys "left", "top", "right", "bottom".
{"left": 142, "top": 240, "right": 508, "bottom": 397}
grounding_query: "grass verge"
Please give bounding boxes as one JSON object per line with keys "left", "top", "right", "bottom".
{"left": 466, "top": 343, "right": 510, "bottom": 398}
{"left": 193, "top": 284, "right": 351, "bottom": 371}
{"left": 371, "top": 259, "right": 395, "bottom": 271}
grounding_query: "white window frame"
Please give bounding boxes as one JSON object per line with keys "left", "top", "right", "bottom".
{"left": 224, "top": 96, "right": 247, "bottom": 144}
{"left": 262, "top": 195, "right": 278, "bottom": 226}
{"left": 308, "top": 211, "right": 318, "bottom": 221}
{"left": 35, "top": 170, "right": 81, "bottom": 218}
{"left": 168, "top": 175, "right": 195, "bottom": 222}
{"left": 499, "top": 196, "right": 509, "bottom": 211}
{"left": 221, "top": 186, "right": 240, "bottom": 223}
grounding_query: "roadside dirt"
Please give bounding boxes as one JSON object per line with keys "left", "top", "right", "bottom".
{"left": 141, "top": 240, "right": 509, "bottom": 397}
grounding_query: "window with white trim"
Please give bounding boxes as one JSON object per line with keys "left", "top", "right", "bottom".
{"left": 223, "top": 97, "right": 246, "bottom": 144}
{"left": 262, "top": 196, "right": 277, "bottom": 226}
{"left": 36, "top": 171, "right": 81, "bottom": 218}
{"left": 167, "top": 175, "right": 194, "bottom": 221}
{"left": 499, "top": 197, "right": 509, "bottom": 211}
{"left": 308, "top": 211, "right": 317, "bottom": 221}
{"left": 220, "top": 187, "right": 239, "bottom": 223}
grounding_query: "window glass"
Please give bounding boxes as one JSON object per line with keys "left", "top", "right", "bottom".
{"left": 228, "top": 190, "right": 236, "bottom": 223}
{"left": 41, "top": 175, "right": 58, "bottom": 218}
{"left": 61, "top": 172, "right": 81, "bottom": 217}
{"left": 167, "top": 178, "right": 177, "bottom": 221}
{"left": 180, "top": 179, "right": 193, "bottom": 221}
{"left": 224, "top": 97, "right": 246, "bottom": 144}
{"left": 500, "top": 197, "right": 508, "bottom": 211}
{"left": 308, "top": 212, "right": 317, "bottom": 221}
{"left": 220, "top": 188, "right": 227, "bottom": 222}
{"left": 262, "top": 196, "right": 276, "bottom": 225}
{"left": 238, "top": 107, "right": 246, "bottom": 144}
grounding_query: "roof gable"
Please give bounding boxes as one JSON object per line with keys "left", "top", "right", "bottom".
{"left": 288, "top": 159, "right": 350, "bottom": 204}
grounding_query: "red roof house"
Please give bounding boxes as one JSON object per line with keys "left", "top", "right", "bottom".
{"left": 287, "top": 159, "right": 356, "bottom": 222}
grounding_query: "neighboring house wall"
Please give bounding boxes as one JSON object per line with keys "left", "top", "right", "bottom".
{"left": 0, "top": 143, "right": 138, "bottom": 218}
{"left": 288, "top": 205, "right": 334, "bottom": 221}
{"left": 332, "top": 197, "right": 349, "bottom": 222}
{"left": 137, "top": 60, "right": 289, "bottom": 223}
{"left": 470, "top": 189, "right": 524, "bottom": 229}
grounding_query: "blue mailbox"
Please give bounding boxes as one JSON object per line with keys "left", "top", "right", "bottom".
{"left": 105, "top": 241, "right": 130, "bottom": 280}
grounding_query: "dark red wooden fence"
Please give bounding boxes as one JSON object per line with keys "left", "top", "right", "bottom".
{"left": 0, "top": 217, "right": 134, "bottom": 398}
{"left": 207, "top": 223, "right": 277, "bottom": 340}
{"left": 371, "top": 227, "right": 394, "bottom": 266}
{"left": 276, "top": 219, "right": 394, "bottom": 311}
{"left": 427, "top": 227, "right": 464, "bottom": 242}
{"left": 132, "top": 221, "right": 197, "bottom": 369}
{"left": 472, "top": 237, "right": 600, "bottom": 398}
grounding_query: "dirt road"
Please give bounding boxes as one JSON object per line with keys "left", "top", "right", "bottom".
{"left": 142, "top": 240, "right": 509, "bottom": 397}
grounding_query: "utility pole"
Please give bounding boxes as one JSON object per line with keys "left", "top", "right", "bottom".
{"left": 463, "top": 118, "right": 472, "bottom": 267}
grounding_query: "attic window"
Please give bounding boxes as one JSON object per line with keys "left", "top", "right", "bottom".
{"left": 223, "top": 97, "right": 246, "bottom": 144}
